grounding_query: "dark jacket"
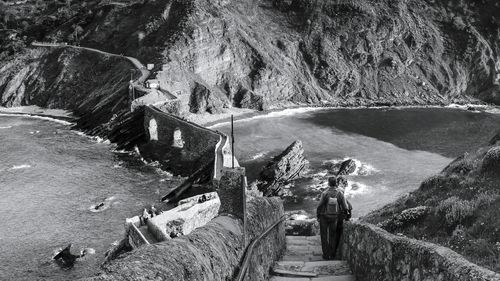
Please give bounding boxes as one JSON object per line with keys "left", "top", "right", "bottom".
{"left": 316, "top": 187, "right": 349, "bottom": 219}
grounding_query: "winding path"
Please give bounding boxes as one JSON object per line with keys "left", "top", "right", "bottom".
{"left": 32, "top": 41, "right": 231, "bottom": 192}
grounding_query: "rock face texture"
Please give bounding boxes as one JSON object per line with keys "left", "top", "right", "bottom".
{"left": 83, "top": 197, "right": 285, "bottom": 281}
{"left": 2, "top": 0, "right": 500, "bottom": 117}
{"left": 337, "top": 159, "right": 357, "bottom": 176}
{"left": 341, "top": 221, "right": 500, "bottom": 281}
{"left": 258, "top": 140, "right": 309, "bottom": 196}
{"left": 0, "top": 47, "right": 133, "bottom": 132}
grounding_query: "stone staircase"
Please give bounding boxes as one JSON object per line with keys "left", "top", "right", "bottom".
{"left": 270, "top": 235, "right": 356, "bottom": 281}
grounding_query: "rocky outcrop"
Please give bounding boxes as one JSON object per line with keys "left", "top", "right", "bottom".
{"left": 0, "top": 47, "right": 133, "bottom": 134}
{"left": 342, "top": 221, "right": 500, "bottom": 281}
{"left": 233, "top": 88, "right": 266, "bottom": 111}
{"left": 337, "top": 159, "right": 357, "bottom": 176}
{"left": 258, "top": 140, "right": 309, "bottom": 196}
{"left": 189, "top": 81, "right": 229, "bottom": 114}
{"left": 481, "top": 146, "right": 500, "bottom": 177}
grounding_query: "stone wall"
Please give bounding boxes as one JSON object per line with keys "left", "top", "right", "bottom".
{"left": 245, "top": 196, "right": 286, "bottom": 281}
{"left": 83, "top": 197, "right": 285, "bottom": 281}
{"left": 138, "top": 106, "right": 221, "bottom": 176}
{"left": 147, "top": 194, "right": 220, "bottom": 241}
{"left": 341, "top": 221, "right": 500, "bottom": 281}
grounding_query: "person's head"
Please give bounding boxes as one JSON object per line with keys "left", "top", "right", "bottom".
{"left": 328, "top": 177, "right": 337, "bottom": 188}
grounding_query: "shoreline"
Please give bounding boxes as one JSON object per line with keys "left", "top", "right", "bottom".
{"left": 2, "top": 102, "right": 498, "bottom": 129}
{"left": 203, "top": 102, "right": 497, "bottom": 129}
{"left": 0, "top": 106, "right": 76, "bottom": 123}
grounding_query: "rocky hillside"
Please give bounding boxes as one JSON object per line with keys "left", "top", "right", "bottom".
{"left": 0, "top": 47, "right": 136, "bottom": 132}
{"left": 364, "top": 132, "right": 500, "bottom": 272}
{"left": 1, "top": 0, "right": 500, "bottom": 118}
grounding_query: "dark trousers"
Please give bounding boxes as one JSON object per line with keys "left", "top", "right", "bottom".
{"left": 319, "top": 215, "right": 340, "bottom": 259}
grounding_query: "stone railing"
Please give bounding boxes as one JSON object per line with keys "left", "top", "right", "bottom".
{"left": 341, "top": 220, "right": 500, "bottom": 281}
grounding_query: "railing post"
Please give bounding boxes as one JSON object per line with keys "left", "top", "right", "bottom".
{"left": 217, "top": 167, "right": 247, "bottom": 246}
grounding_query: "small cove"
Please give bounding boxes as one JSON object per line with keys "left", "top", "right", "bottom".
{"left": 214, "top": 107, "right": 500, "bottom": 217}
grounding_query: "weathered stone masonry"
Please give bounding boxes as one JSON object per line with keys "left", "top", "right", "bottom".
{"left": 341, "top": 221, "right": 500, "bottom": 281}
{"left": 139, "top": 106, "right": 221, "bottom": 176}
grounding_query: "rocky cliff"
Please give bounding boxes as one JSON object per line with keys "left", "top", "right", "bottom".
{"left": 0, "top": 46, "right": 135, "bottom": 133}
{"left": 1, "top": 0, "right": 500, "bottom": 118}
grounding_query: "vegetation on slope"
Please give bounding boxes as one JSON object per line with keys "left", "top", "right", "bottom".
{"left": 365, "top": 133, "right": 500, "bottom": 272}
{"left": 2, "top": 0, "right": 500, "bottom": 115}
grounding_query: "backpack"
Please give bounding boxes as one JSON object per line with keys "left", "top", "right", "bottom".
{"left": 324, "top": 190, "right": 341, "bottom": 218}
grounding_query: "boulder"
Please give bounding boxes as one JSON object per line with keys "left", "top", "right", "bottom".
{"left": 337, "top": 159, "right": 357, "bottom": 175}
{"left": 481, "top": 146, "right": 500, "bottom": 177}
{"left": 258, "top": 140, "right": 309, "bottom": 196}
{"left": 233, "top": 87, "right": 266, "bottom": 111}
{"left": 189, "top": 81, "right": 228, "bottom": 114}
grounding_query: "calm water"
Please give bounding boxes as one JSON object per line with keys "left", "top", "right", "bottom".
{"left": 0, "top": 115, "right": 175, "bottom": 280}
{"left": 213, "top": 107, "right": 500, "bottom": 217}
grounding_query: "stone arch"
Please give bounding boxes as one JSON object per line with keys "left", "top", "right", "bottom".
{"left": 172, "top": 127, "right": 184, "bottom": 148}
{"left": 149, "top": 118, "right": 158, "bottom": 141}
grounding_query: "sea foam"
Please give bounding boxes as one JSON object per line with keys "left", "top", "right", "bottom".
{"left": 323, "top": 157, "right": 379, "bottom": 176}
{"left": 208, "top": 107, "right": 329, "bottom": 129}
{"left": 11, "top": 164, "right": 31, "bottom": 170}
{"left": 0, "top": 113, "right": 72, "bottom": 125}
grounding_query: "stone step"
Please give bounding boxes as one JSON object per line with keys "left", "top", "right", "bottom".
{"left": 286, "top": 235, "right": 321, "bottom": 241}
{"left": 285, "top": 248, "right": 323, "bottom": 257}
{"left": 286, "top": 244, "right": 321, "bottom": 251}
{"left": 273, "top": 260, "right": 352, "bottom": 276}
{"left": 270, "top": 275, "right": 355, "bottom": 281}
{"left": 282, "top": 255, "right": 325, "bottom": 262}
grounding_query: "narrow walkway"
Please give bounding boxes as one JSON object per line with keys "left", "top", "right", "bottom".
{"left": 138, "top": 225, "right": 158, "bottom": 244}
{"left": 270, "top": 236, "right": 355, "bottom": 281}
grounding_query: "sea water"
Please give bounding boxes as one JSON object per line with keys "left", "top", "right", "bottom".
{"left": 1, "top": 108, "right": 499, "bottom": 280}
{"left": 0, "top": 115, "right": 174, "bottom": 280}
{"left": 213, "top": 107, "right": 500, "bottom": 217}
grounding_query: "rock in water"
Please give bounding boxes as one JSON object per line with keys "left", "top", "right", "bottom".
{"left": 258, "top": 140, "right": 309, "bottom": 196}
{"left": 337, "top": 159, "right": 357, "bottom": 176}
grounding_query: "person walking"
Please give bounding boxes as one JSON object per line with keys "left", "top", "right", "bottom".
{"left": 316, "top": 176, "right": 349, "bottom": 260}
{"left": 334, "top": 176, "right": 352, "bottom": 258}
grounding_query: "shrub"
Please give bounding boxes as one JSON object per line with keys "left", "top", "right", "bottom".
{"left": 436, "top": 196, "right": 475, "bottom": 227}
{"left": 380, "top": 206, "right": 429, "bottom": 232}
{"left": 481, "top": 146, "right": 500, "bottom": 177}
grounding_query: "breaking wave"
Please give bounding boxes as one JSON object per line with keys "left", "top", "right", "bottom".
{"left": 0, "top": 113, "right": 72, "bottom": 125}
{"left": 323, "top": 157, "right": 379, "bottom": 176}
{"left": 308, "top": 170, "right": 373, "bottom": 198}
{"left": 73, "top": 131, "right": 110, "bottom": 144}
{"left": 0, "top": 126, "right": 12, "bottom": 129}
{"left": 208, "top": 107, "right": 329, "bottom": 129}
{"left": 11, "top": 164, "right": 31, "bottom": 170}
{"left": 250, "top": 152, "right": 266, "bottom": 160}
